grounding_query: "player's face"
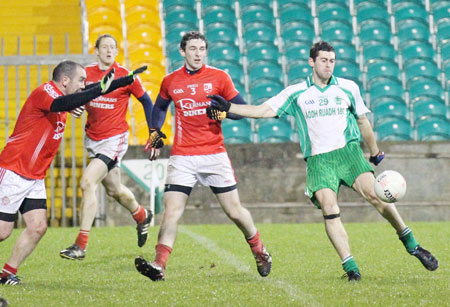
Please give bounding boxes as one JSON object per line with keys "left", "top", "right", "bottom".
{"left": 309, "top": 51, "right": 335, "bottom": 84}
{"left": 95, "top": 37, "right": 118, "bottom": 68}
{"left": 65, "top": 67, "right": 86, "bottom": 95}
{"left": 180, "top": 39, "right": 207, "bottom": 71}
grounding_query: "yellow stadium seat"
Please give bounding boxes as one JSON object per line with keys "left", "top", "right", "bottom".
{"left": 127, "top": 24, "right": 162, "bottom": 45}
{"left": 85, "top": 0, "right": 121, "bottom": 13}
{"left": 124, "top": 0, "right": 159, "bottom": 12}
{"left": 88, "top": 9, "right": 122, "bottom": 32}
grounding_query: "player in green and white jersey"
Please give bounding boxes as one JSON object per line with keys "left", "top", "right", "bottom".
{"left": 206, "top": 41, "right": 438, "bottom": 281}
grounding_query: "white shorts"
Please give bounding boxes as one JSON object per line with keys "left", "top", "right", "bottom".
{"left": 0, "top": 168, "right": 46, "bottom": 215}
{"left": 166, "top": 153, "right": 237, "bottom": 188}
{"left": 85, "top": 131, "right": 129, "bottom": 167}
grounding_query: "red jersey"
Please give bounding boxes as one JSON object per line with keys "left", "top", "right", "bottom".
{"left": 159, "top": 65, "right": 238, "bottom": 156}
{"left": 0, "top": 81, "right": 66, "bottom": 179}
{"left": 84, "top": 62, "right": 146, "bottom": 141}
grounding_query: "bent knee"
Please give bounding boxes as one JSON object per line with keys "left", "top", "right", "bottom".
{"left": 29, "top": 222, "right": 48, "bottom": 237}
{"left": 80, "top": 177, "right": 96, "bottom": 191}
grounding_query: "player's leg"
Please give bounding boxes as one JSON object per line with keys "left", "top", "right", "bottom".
{"left": 0, "top": 218, "right": 20, "bottom": 285}
{"left": 353, "top": 172, "right": 438, "bottom": 271}
{"left": 214, "top": 188, "right": 272, "bottom": 277}
{"left": 102, "top": 167, "right": 152, "bottom": 247}
{"left": 60, "top": 158, "right": 108, "bottom": 259}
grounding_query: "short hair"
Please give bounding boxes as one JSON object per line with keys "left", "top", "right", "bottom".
{"left": 95, "top": 34, "right": 118, "bottom": 49}
{"left": 180, "top": 31, "right": 208, "bottom": 51}
{"left": 52, "top": 60, "right": 84, "bottom": 82}
{"left": 309, "top": 41, "right": 335, "bottom": 61}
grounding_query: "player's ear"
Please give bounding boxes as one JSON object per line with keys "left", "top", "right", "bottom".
{"left": 308, "top": 57, "right": 315, "bottom": 68}
{"left": 179, "top": 47, "right": 185, "bottom": 57}
{"left": 61, "top": 75, "right": 71, "bottom": 87}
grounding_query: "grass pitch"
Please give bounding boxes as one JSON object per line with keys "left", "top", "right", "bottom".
{"left": 1, "top": 222, "right": 449, "bottom": 306}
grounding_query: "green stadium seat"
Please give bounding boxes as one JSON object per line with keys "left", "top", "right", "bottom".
{"left": 356, "top": 2, "right": 390, "bottom": 26}
{"left": 362, "top": 42, "right": 397, "bottom": 65}
{"left": 221, "top": 119, "right": 252, "bottom": 144}
{"left": 202, "top": 0, "right": 234, "bottom": 10}
{"left": 167, "top": 47, "right": 183, "bottom": 64}
{"left": 246, "top": 42, "right": 280, "bottom": 68}
{"left": 164, "top": 6, "right": 197, "bottom": 29}
{"left": 257, "top": 118, "right": 293, "bottom": 143}
{"left": 317, "top": 3, "right": 351, "bottom": 25}
{"left": 243, "top": 22, "right": 277, "bottom": 46}
{"left": 391, "top": 0, "right": 426, "bottom": 10}
{"left": 440, "top": 41, "right": 450, "bottom": 65}
{"left": 393, "top": 2, "right": 428, "bottom": 24}
{"left": 334, "top": 60, "right": 361, "bottom": 82}
{"left": 287, "top": 60, "right": 310, "bottom": 85}
{"left": 436, "top": 23, "right": 450, "bottom": 47}
{"left": 408, "top": 77, "right": 444, "bottom": 102}
{"left": 375, "top": 119, "right": 413, "bottom": 141}
{"left": 404, "top": 59, "right": 440, "bottom": 85}
{"left": 165, "top": 28, "right": 191, "bottom": 47}
{"left": 205, "top": 23, "right": 238, "bottom": 45}
{"left": 431, "top": 1, "right": 450, "bottom": 27}
{"left": 250, "top": 80, "right": 284, "bottom": 105}
{"left": 412, "top": 98, "right": 447, "bottom": 123}
{"left": 416, "top": 117, "right": 450, "bottom": 140}
{"left": 208, "top": 42, "right": 241, "bottom": 64}
{"left": 320, "top": 21, "right": 353, "bottom": 43}
{"left": 316, "top": 0, "right": 348, "bottom": 8}
{"left": 203, "top": 6, "right": 235, "bottom": 28}
{"left": 444, "top": 62, "right": 450, "bottom": 89}
{"left": 333, "top": 41, "right": 357, "bottom": 61}
{"left": 281, "top": 22, "right": 315, "bottom": 45}
{"left": 369, "top": 79, "right": 404, "bottom": 106}
{"left": 163, "top": 0, "right": 195, "bottom": 11}
{"left": 396, "top": 20, "right": 430, "bottom": 48}
{"left": 400, "top": 40, "right": 435, "bottom": 65}
{"left": 373, "top": 100, "right": 410, "bottom": 127}
{"left": 241, "top": 4, "right": 274, "bottom": 27}
{"left": 210, "top": 60, "right": 245, "bottom": 87}
{"left": 169, "top": 60, "right": 185, "bottom": 72}
{"left": 239, "top": 0, "right": 272, "bottom": 8}
{"left": 366, "top": 59, "right": 400, "bottom": 86}
{"left": 278, "top": 3, "right": 313, "bottom": 26}
{"left": 278, "top": 0, "right": 311, "bottom": 9}
{"left": 358, "top": 20, "right": 392, "bottom": 46}
{"left": 284, "top": 41, "right": 311, "bottom": 63}
{"left": 248, "top": 61, "right": 283, "bottom": 87}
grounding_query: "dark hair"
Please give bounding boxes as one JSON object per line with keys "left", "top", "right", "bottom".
{"left": 52, "top": 60, "right": 84, "bottom": 81}
{"left": 95, "top": 34, "right": 118, "bottom": 49}
{"left": 180, "top": 31, "right": 208, "bottom": 51}
{"left": 309, "top": 41, "right": 335, "bottom": 61}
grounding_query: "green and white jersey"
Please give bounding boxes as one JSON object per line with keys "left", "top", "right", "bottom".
{"left": 265, "top": 74, "right": 370, "bottom": 158}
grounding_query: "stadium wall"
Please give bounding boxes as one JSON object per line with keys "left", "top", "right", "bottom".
{"left": 104, "top": 141, "right": 450, "bottom": 226}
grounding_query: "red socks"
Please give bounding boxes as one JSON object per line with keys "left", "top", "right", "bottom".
{"left": 155, "top": 244, "right": 172, "bottom": 269}
{"left": 0, "top": 263, "right": 17, "bottom": 277}
{"left": 132, "top": 205, "right": 147, "bottom": 224}
{"left": 247, "top": 231, "right": 263, "bottom": 255}
{"left": 75, "top": 229, "right": 90, "bottom": 251}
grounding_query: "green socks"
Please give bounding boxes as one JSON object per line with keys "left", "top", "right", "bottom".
{"left": 342, "top": 255, "right": 359, "bottom": 273}
{"left": 398, "top": 226, "right": 419, "bottom": 253}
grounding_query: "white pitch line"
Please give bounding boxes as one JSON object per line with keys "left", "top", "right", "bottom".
{"left": 180, "top": 226, "right": 322, "bottom": 307}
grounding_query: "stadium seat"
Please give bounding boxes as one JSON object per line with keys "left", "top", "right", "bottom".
{"left": 239, "top": 0, "right": 272, "bottom": 8}
{"left": 250, "top": 80, "right": 284, "bottom": 105}
{"left": 278, "top": 3, "right": 312, "bottom": 26}
{"left": 165, "top": 28, "right": 190, "bottom": 48}
{"left": 358, "top": 20, "right": 392, "bottom": 46}
{"left": 257, "top": 118, "right": 293, "bottom": 143}
{"left": 369, "top": 79, "right": 404, "bottom": 106}
{"left": 163, "top": 0, "right": 195, "bottom": 11}
{"left": 241, "top": 4, "right": 274, "bottom": 27}
{"left": 373, "top": 100, "right": 410, "bottom": 127}
{"left": 408, "top": 77, "right": 444, "bottom": 102}
{"left": 128, "top": 24, "right": 162, "bottom": 45}
{"left": 320, "top": 21, "right": 353, "bottom": 43}
{"left": 88, "top": 8, "right": 122, "bottom": 32}
{"left": 412, "top": 98, "right": 447, "bottom": 123}
{"left": 393, "top": 2, "right": 428, "bottom": 25}
{"left": 278, "top": 0, "right": 311, "bottom": 9}
{"left": 416, "top": 117, "right": 450, "bottom": 140}
{"left": 404, "top": 59, "right": 440, "bottom": 85}
{"left": 317, "top": 3, "right": 351, "bottom": 25}
{"left": 287, "top": 60, "right": 310, "bottom": 85}
{"left": 400, "top": 40, "right": 435, "bottom": 65}
{"left": 205, "top": 23, "right": 238, "bottom": 45}
{"left": 125, "top": 6, "right": 160, "bottom": 28}
{"left": 221, "top": 119, "right": 253, "bottom": 144}
{"left": 281, "top": 22, "right": 315, "bottom": 46}
{"left": 431, "top": 1, "right": 450, "bottom": 27}
{"left": 444, "top": 62, "right": 450, "bottom": 89}
{"left": 375, "top": 119, "right": 413, "bottom": 141}
{"left": 333, "top": 41, "right": 357, "bottom": 62}
{"left": 366, "top": 59, "right": 400, "bottom": 87}
{"left": 203, "top": 6, "right": 235, "bottom": 28}
{"left": 208, "top": 43, "right": 241, "bottom": 65}
{"left": 246, "top": 42, "right": 280, "bottom": 68}
{"left": 202, "top": 0, "right": 234, "bottom": 10}
{"left": 316, "top": 0, "right": 347, "bottom": 9}
{"left": 248, "top": 61, "right": 283, "bottom": 87}
{"left": 356, "top": 2, "right": 390, "bottom": 26}
{"left": 164, "top": 6, "right": 197, "bottom": 29}
{"left": 396, "top": 20, "right": 430, "bottom": 48}
{"left": 440, "top": 41, "right": 450, "bottom": 66}
{"left": 334, "top": 60, "right": 361, "bottom": 82}
{"left": 284, "top": 41, "right": 311, "bottom": 63}
{"left": 243, "top": 22, "right": 277, "bottom": 46}
{"left": 210, "top": 60, "right": 245, "bottom": 87}
{"left": 362, "top": 42, "right": 397, "bottom": 65}
{"left": 436, "top": 23, "right": 450, "bottom": 47}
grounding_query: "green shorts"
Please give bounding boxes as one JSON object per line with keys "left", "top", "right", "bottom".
{"left": 305, "top": 142, "right": 374, "bottom": 209}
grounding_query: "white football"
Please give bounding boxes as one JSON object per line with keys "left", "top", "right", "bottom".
{"left": 374, "top": 170, "right": 407, "bottom": 203}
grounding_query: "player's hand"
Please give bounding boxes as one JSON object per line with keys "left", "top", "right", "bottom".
{"left": 369, "top": 151, "right": 385, "bottom": 165}
{"left": 206, "top": 107, "right": 227, "bottom": 121}
{"left": 100, "top": 68, "right": 115, "bottom": 93}
{"left": 144, "top": 128, "right": 167, "bottom": 161}
{"left": 207, "top": 94, "right": 231, "bottom": 112}
{"left": 70, "top": 105, "right": 85, "bottom": 118}
{"left": 128, "top": 65, "right": 147, "bottom": 80}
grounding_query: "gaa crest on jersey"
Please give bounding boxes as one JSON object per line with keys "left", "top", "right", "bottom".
{"left": 203, "top": 83, "right": 212, "bottom": 93}
{"left": 53, "top": 121, "right": 66, "bottom": 140}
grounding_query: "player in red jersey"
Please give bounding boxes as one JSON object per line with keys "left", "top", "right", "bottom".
{"left": 135, "top": 31, "right": 272, "bottom": 281}
{"left": 0, "top": 60, "right": 144, "bottom": 285}
{"left": 60, "top": 34, "right": 154, "bottom": 260}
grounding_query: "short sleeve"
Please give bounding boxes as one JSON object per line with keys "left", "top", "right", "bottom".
{"left": 219, "top": 71, "right": 239, "bottom": 100}
{"left": 159, "top": 76, "right": 171, "bottom": 100}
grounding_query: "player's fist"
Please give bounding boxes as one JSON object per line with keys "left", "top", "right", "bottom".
{"left": 70, "top": 105, "right": 85, "bottom": 118}
{"left": 206, "top": 107, "right": 227, "bottom": 121}
{"left": 128, "top": 65, "right": 147, "bottom": 80}
{"left": 369, "top": 151, "right": 385, "bottom": 165}
{"left": 100, "top": 68, "right": 115, "bottom": 93}
{"left": 144, "top": 129, "right": 167, "bottom": 161}
{"left": 207, "top": 94, "right": 231, "bottom": 112}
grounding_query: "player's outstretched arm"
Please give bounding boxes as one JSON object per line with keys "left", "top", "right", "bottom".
{"left": 357, "top": 114, "right": 384, "bottom": 165}
{"left": 207, "top": 94, "right": 276, "bottom": 119}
